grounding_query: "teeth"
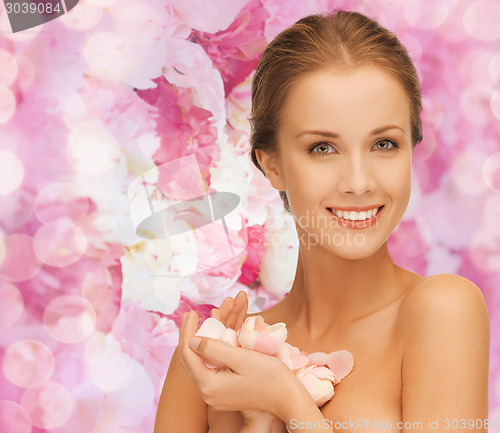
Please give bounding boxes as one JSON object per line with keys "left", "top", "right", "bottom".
{"left": 330, "top": 207, "right": 380, "bottom": 221}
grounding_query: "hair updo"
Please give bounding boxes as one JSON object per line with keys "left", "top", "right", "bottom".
{"left": 249, "top": 9, "right": 423, "bottom": 214}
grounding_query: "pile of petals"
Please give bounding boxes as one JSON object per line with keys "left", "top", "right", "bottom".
{"left": 195, "top": 315, "right": 354, "bottom": 407}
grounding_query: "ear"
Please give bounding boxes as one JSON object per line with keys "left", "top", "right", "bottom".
{"left": 255, "top": 149, "right": 286, "bottom": 191}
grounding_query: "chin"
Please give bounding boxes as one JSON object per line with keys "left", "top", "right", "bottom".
{"left": 329, "top": 246, "right": 380, "bottom": 261}
{"left": 320, "top": 235, "right": 387, "bottom": 261}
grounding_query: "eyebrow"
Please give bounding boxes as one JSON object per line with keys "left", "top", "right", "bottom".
{"left": 295, "top": 125, "right": 405, "bottom": 139}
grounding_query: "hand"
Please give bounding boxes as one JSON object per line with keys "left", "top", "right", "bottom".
{"left": 210, "top": 290, "right": 248, "bottom": 330}
{"left": 210, "top": 292, "right": 286, "bottom": 432}
{"left": 178, "top": 309, "right": 300, "bottom": 421}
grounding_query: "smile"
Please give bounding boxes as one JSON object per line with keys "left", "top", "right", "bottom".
{"left": 326, "top": 206, "right": 383, "bottom": 229}
{"left": 328, "top": 206, "right": 381, "bottom": 221}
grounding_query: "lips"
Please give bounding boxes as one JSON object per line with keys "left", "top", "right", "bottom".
{"left": 326, "top": 206, "right": 383, "bottom": 218}
{"left": 326, "top": 206, "right": 383, "bottom": 229}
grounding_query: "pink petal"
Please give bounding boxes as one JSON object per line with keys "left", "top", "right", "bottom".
{"left": 254, "top": 315, "right": 268, "bottom": 332}
{"left": 222, "top": 328, "right": 237, "bottom": 346}
{"left": 265, "top": 322, "right": 287, "bottom": 341}
{"left": 315, "top": 386, "right": 335, "bottom": 407}
{"left": 285, "top": 344, "right": 309, "bottom": 370}
{"left": 295, "top": 367, "right": 335, "bottom": 407}
{"left": 308, "top": 366, "right": 336, "bottom": 382}
{"left": 253, "top": 331, "right": 285, "bottom": 355}
{"left": 325, "top": 350, "right": 354, "bottom": 383}
{"left": 196, "top": 317, "right": 226, "bottom": 339}
{"left": 275, "top": 344, "right": 293, "bottom": 369}
{"left": 307, "top": 351, "right": 328, "bottom": 366}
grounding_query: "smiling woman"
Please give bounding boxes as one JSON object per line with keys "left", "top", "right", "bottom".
{"left": 262, "top": 64, "right": 415, "bottom": 261}
{"left": 154, "top": 9, "right": 490, "bottom": 433}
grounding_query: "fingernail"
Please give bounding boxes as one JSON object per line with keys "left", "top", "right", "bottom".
{"left": 189, "top": 337, "right": 201, "bottom": 350}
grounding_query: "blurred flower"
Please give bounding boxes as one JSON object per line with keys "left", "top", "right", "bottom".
{"left": 111, "top": 302, "right": 178, "bottom": 391}
{"left": 190, "top": 0, "right": 269, "bottom": 96}
{"left": 171, "top": 0, "right": 250, "bottom": 33}
{"left": 135, "top": 75, "right": 220, "bottom": 189}
{"left": 238, "top": 223, "right": 267, "bottom": 285}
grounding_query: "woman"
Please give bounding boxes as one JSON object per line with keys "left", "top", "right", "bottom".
{"left": 154, "top": 10, "right": 490, "bottom": 433}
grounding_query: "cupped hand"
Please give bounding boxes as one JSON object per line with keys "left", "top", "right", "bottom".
{"left": 209, "top": 292, "right": 286, "bottom": 431}
{"left": 178, "top": 309, "right": 298, "bottom": 421}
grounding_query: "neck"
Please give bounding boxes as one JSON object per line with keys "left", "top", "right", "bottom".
{"left": 283, "top": 236, "right": 405, "bottom": 340}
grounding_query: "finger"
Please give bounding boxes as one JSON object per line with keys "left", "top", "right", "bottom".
{"left": 226, "top": 291, "right": 246, "bottom": 329}
{"left": 189, "top": 335, "right": 250, "bottom": 372}
{"left": 217, "top": 296, "right": 235, "bottom": 326}
{"left": 180, "top": 311, "right": 213, "bottom": 381}
{"left": 235, "top": 291, "right": 249, "bottom": 331}
{"left": 210, "top": 308, "right": 221, "bottom": 321}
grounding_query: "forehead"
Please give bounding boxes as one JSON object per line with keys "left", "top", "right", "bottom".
{"left": 279, "top": 65, "right": 411, "bottom": 136}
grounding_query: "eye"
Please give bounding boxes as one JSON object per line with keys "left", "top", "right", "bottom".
{"left": 309, "top": 142, "right": 335, "bottom": 156}
{"left": 373, "top": 139, "right": 399, "bottom": 151}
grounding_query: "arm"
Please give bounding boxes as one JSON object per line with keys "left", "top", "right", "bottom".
{"left": 154, "top": 346, "right": 208, "bottom": 433}
{"left": 211, "top": 293, "right": 287, "bottom": 432}
{"left": 154, "top": 292, "right": 248, "bottom": 433}
{"left": 400, "top": 274, "right": 490, "bottom": 433}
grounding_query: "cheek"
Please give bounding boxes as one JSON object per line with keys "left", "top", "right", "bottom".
{"left": 381, "top": 159, "right": 412, "bottom": 204}
{"left": 282, "top": 152, "right": 322, "bottom": 190}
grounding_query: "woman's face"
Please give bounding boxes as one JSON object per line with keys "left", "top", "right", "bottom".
{"left": 258, "top": 64, "right": 414, "bottom": 260}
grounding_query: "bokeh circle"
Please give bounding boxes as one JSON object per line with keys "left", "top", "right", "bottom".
{"left": 0, "top": 400, "right": 32, "bottom": 433}
{"left": 43, "top": 295, "right": 96, "bottom": 343}
{"left": 3, "top": 340, "right": 55, "bottom": 388}
{"left": 20, "top": 381, "right": 73, "bottom": 429}
{"left": 0, "top": 280, "right": 23, "bottom": 329}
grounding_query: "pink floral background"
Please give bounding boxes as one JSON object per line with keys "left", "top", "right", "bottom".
{"left": 0, "top": 0, "right": 500, "bottom": 431}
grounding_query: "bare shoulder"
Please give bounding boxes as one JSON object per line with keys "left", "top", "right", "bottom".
{"left": 398, "top": 273, "right": 490, "bottom": 422}
{"left": 400, "top": 272, "right": 487, "bottom": 312}
{"left": 398, "top": 273, "right": 490, "bottom": 342}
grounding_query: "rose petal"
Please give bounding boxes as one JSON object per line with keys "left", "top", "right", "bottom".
{"left": 307, "top": 351, "right": 328, "bottom": 366}
{"left": 283, "top": 343, "right": 309, "bottom": 370}
{"left": 308, "top": 365, "right": 336, "bottom": 381}
{"left": 238, "top": 316, "right": 286, "bottom": 355}
{"left": 254, "top": 315, "right": 268, "bottom": 332}
{"left": 196, "top": 317, "right": 226, "bottom": 339}
{"left": 253, "top": 331, "right": 285, "bottom": 355}
{"left": 222, "top": 328, "right": 237, "bottom": 346}
{"left": 325, "top": 350, "right": 354, "bottom": 383}
{"left": 276, "top": 343, "right": 293, "bottom": 369}
{"left": 265, "top": 322, "right": 287, "bottom": 341}
{"left": 295, "top": 366, "right": 335, "bottom": 407}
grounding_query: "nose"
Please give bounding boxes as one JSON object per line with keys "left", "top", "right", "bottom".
{"left": 337, "top": 152, "right": 375, "bottom": 196}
